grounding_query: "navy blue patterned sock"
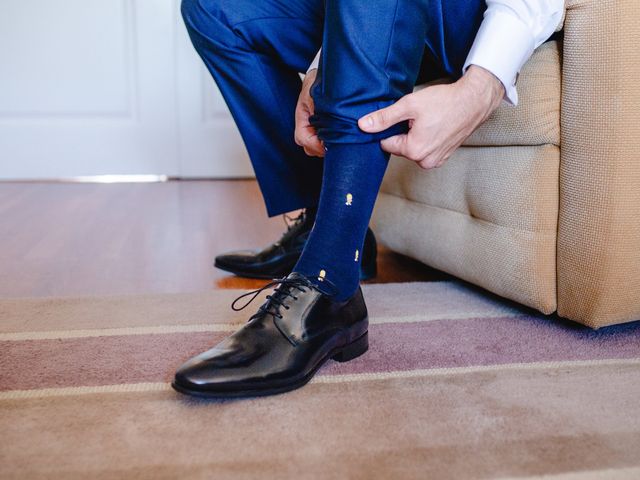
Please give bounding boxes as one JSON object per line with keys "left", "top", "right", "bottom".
{"left": 294, "top": 142, "right": 389, "bottom": 301}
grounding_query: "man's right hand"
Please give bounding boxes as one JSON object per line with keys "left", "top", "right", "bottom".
{"left": 358, "top": 65, "right": 504, "bottom": 170}
{"left": 294, "top": 69, "right": 325, "bottom": 158}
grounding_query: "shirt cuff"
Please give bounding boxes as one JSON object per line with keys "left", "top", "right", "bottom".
{"left": 307, "top": 48, "right": 321, "bottom": 73}
{"left": 462, "top": 9, "right": 536, "bottom": 105}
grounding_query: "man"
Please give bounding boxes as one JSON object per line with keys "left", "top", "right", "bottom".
{"left": 173, "top": 0, "right": 564, "bottom": 398}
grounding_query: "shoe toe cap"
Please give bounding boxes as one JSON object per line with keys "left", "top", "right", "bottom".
{"left": 173, "top": 355, "right": 229, "bottom": 392}
{"left": 173, "top": 344, "right": 269, "bottom": 394}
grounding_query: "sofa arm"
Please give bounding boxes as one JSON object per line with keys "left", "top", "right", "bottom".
{"left": 557, "top": 0, "right": 640, "bottom": 327}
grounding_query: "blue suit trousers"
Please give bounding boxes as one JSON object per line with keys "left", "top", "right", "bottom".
{"left": 181, "top": 0, "right": 485, "bottom": 216}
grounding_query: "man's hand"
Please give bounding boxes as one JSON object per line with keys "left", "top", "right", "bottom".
{"left": 295, "top": 69, "right": 325, "bottom": 157}
{"left": 358, "top": 66, "right": 505, "bottom": 169}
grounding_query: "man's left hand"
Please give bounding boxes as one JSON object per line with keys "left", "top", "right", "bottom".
{"left": 358, "top": 65, "right": 505, "bottom": 170}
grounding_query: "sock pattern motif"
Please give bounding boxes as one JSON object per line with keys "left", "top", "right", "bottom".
{"left": 294, "top": 142, "right": 389, "bottom": 301}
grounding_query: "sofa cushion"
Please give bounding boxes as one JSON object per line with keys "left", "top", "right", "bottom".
{"left": 414, "top": 41, "right": 561, "bottom": 148}
{"left": 372, "top": 41, "right": 563, "bottom": 316}
{"left": 373, "top": 145, "right": 560, "bottom": 314}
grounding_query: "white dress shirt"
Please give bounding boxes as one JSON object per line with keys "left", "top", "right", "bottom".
{"left": 307, "top": 0, "right": 565, "bottom": 105}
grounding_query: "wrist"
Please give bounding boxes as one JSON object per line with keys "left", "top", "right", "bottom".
{"left": 459, "top": 65, "right": 505, "bottom": 113}
{"left": 303, "top": 68, "right": 317, "bottom": 85}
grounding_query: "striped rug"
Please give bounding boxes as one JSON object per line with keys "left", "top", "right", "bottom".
{"left": 1, "top": 282, "right": 639, "bottom": 479}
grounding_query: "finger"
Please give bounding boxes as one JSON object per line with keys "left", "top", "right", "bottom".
{"left": 419, "top": 156, "right": 440, "bottom": 170}
{"left": 294, "top": 123, "right": 316, "bottom": 147}
{"left": 304, "top": 144, "right": 325, "bottom": 157}
{"left": 419, "top": 159, "right": 438, "bottom": 170}
{"left": 358, "top": 100, "right": 413, "bottom": 133}
{"left": 304, "top": 147, "right": 324, "bottom": 158}
{"left": 303, "top": 133, "right": 325, "bottom": 157}
{"left": 304, "top": 130, "right": 323, "bottom": 149}
{"left": 380, "top": 134, "right": 410, "bottom": 157}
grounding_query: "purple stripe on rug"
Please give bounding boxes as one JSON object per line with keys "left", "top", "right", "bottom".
{"left": 1, "top": 316, "right": 639, "bottom": 391}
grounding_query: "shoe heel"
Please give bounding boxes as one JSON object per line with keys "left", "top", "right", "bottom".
{"left": 359, "top": 228, "right": 377, "bottom": 281}
{"left": 359, "top": 255, "right": 377, "bottom": 281}
{"left": 332, "top": 332, "right": 369, "bottom": 363}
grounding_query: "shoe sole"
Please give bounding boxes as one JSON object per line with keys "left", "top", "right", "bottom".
{"left": 171, "top": 331, "right": 369, "bottom": 399}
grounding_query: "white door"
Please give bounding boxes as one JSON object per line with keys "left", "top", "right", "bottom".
{"left": 0, "top": 0, "right": 252, "bottom": 179}
{"left": 175, "top": 15, "right": 253, "bottom": 179}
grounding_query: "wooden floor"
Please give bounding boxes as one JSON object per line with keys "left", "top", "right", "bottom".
{"left": 0, "top": 180, "right": 448, "bottom": 298}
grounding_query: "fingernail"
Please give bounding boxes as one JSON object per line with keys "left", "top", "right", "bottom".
{"left": 366, "top": 116, "right": 374, "bottom": 127}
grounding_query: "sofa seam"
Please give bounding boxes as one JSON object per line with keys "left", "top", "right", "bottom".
{"left": 378, "top": 190, "right": 558, "bottom": 236}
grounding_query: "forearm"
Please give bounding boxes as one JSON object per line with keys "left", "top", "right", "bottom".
{"left": 463, "top": 0, "right": 565, "bottom": 104}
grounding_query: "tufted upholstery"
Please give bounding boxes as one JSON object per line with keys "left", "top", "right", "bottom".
{"left": 372, "top": 0, "right": 640, "bottom": 328}
{"left": 463, "top": 41, "right": 561, "bottom": 147}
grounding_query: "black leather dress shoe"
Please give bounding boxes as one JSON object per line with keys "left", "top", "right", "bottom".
{"left": 214, "top": 210, "right": 377, "bottom": 280}
{"left": 172, "top": 272, "right": 369, "bottom": 398}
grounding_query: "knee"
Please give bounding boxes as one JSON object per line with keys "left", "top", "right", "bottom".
{"left": 180, "top": 0, "right": 228, "bottom": 43}
{"left": 180, "top": 0, "right": 202, "bottom": 30}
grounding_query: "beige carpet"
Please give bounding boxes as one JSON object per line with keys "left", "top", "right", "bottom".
{"left": 1, "top": 281, "right": 640, "bottom": 479}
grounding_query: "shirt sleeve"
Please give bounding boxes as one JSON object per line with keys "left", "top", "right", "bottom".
{"left": 307, "top": 48, "right": 322, "bottom": 72}
{"left": 463, "top": 0, "right": 565, "bottom": 105}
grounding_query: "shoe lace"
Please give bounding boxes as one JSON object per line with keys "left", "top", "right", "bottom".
{"left": 273, "top": 211, "right": 311, "bottom": 246}
{"left": 231, "top": 275, "right": 337, "bottom": 321}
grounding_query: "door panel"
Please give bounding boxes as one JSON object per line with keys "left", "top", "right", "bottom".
{"left": 175, "top": 17, "right": 252, "bottom": 178}
{"left": 0, "top": 0, "right": 251, "bottom": 179}
{"left": 1, "top": 0, "right": 131, "bottom": 116}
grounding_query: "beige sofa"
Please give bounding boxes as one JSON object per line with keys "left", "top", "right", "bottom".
{"left": 371, "top": 0, "right": 640, "bottom": 329}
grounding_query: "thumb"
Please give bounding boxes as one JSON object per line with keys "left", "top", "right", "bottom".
{"left": 358, "top": 100, "right": 411, "bottom": 133}
{"left": 380, "top": 134, "right": 409, "bottom": 157}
